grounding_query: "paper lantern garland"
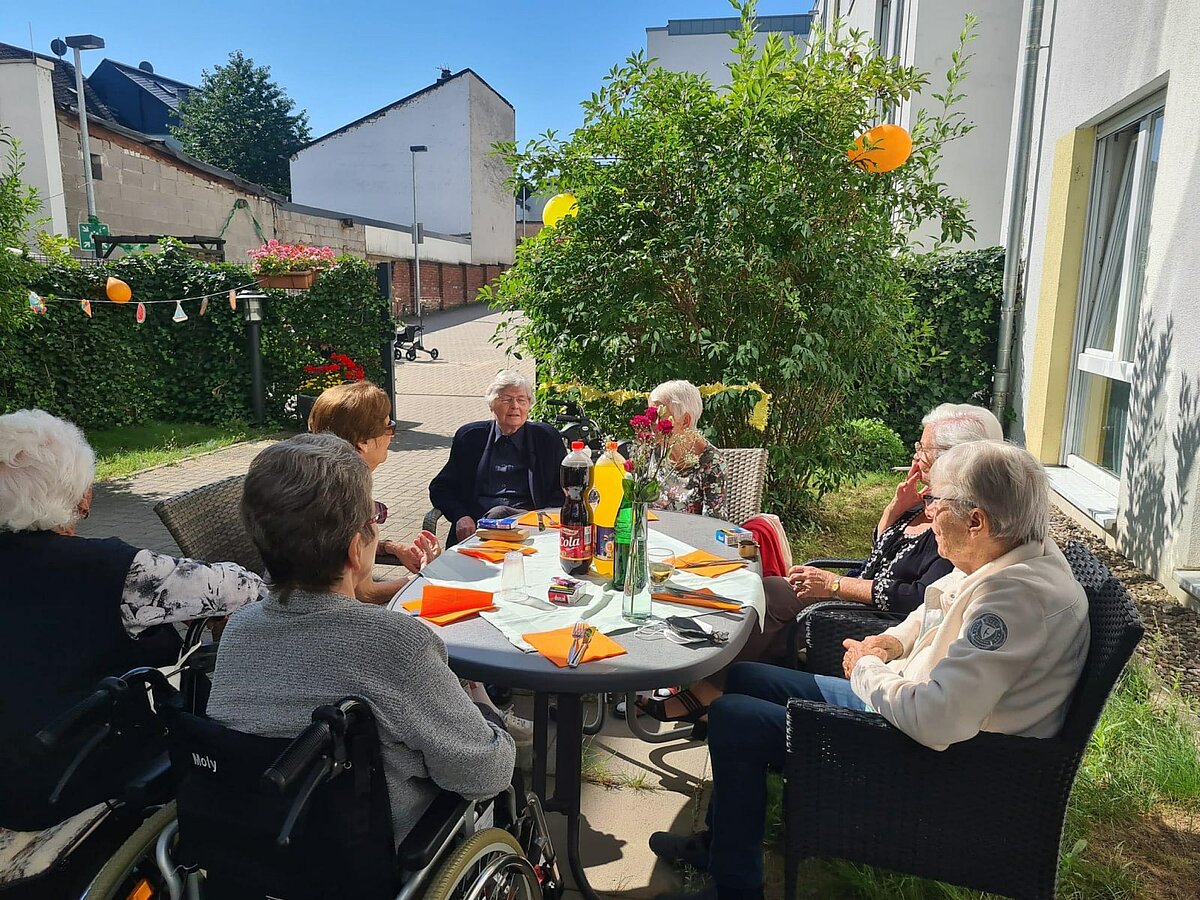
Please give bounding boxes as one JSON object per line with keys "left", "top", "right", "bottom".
{"left": 172, "top": 301, "right": 188, "bottom": 323}
{"left": 22, "top": 279, "right": 260, "bottom": 324}
{"left": 80, "top": 299, "right": 92, "bottom": 318}
{"left": 136, "top": 302, "right": 146, "bottom": 323}
{"left": 28, "top": 291, "right": 46, "bottom": 314}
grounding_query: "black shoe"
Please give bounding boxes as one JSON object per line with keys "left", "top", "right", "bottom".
{"left": 486, "top": 684, "right": 513, "bottom": 708}
{"left": 649, "top": 830, "right": 711, "bottom": 870}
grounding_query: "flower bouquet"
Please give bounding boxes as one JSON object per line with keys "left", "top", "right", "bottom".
{"left": 248, "top": 240, "right": 336, "bottom": 290}
{"left": 295, "top": 353, "right": 365, "bottom": 422}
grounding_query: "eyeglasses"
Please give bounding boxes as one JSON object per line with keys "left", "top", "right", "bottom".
{"left": 370, "top": 500, "right": 389, "bottom": 526}
{"left": 912, "top": 442, "right": 940, "bottom": 459}
{"left": 380, "top": 418, "right": 397, "bottom": 437}
{"left": 922, "top": 495, "right": 977, "bottom": 511}
{"left": 496, "top": 394, "right": 532, "bottom": 407}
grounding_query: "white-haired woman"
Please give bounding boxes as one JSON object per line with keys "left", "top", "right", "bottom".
{"left": 648, "top": 380, "right": 728, "bottom": 519}
{"left": 0, "top": 410, "right": 266, "bottom": 833}
{"left": 652, "top": 441, "right": 1091, "bottom": 900}
{"left": 429, "top": 370, "right": 567, "bottom": 546}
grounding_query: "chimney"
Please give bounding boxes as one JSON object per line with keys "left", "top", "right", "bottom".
{"left": 438, "top": 67, "right": 452, "bottom": 83}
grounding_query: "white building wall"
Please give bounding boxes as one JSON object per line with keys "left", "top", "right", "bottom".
{"left": 1009, "top": 0, "right": 1200, "bottom": 585}
{"left": 0, "top": 58, "right": 68, "bottom": 236}
{"left": 290, "top": 76, "right": 473, "bottom": 238}
{"left": 364, "top": 224, "right": 471, "bottom": 264}
{"left": 469, "top": 77, "right": 517, "bottom": 264}
{"left": 646, "top": 28, "right": 782, "bottom": 87}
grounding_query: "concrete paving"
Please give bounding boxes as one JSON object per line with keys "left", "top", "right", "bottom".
{"left": 75, "top": 302, "right": 711, "bottom": 898}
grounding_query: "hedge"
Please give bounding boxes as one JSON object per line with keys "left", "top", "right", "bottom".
{"left": 1, "top": 243, "right": 390, "bottom": 429}
{"left": 883, "top": 246, "right": 1004, "bottom": 444}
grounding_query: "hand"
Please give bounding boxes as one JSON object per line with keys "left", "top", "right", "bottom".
{"left": 787, "top": 565, "right": 836, "bottom": 599}
{"left": 455, "top": 516, "right": 476, "bottom": 541}
{"left": 841, "top": 638, "right": 891, "bottom": 678}
{"left": 391, "top": 530, "right": 441, "bottom": 573}
{"left": 893, "top": 459, "right": 925, "bottom": 510}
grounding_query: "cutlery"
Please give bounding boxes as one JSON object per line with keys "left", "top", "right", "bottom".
{"left": 536, "top": 511, "right": 546, "bottom": 533}
{"left": 658, "top": 585, "right": 744, "bottom": 606}
{"left": 567, "top": 621, "right": 587, "bottom": 667}
{"left": 675, "top": 559, "right": 748, "bottom": 572}
{"left": 570, "top": 625, "right": 595, "bottom": 668}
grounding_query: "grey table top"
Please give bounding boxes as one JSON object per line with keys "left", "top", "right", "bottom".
{"left": 403, "top": 509, "right": 762, "bottom": 694}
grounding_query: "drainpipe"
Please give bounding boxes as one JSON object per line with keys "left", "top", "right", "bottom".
{"left": 992, "top": 0, "right": 1046, "bottom": 426}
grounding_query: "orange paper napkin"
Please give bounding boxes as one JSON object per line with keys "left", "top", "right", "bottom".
{"left": 516, "top": 510, "right": 659, "bottom": 528}
{"left": 522, "top": 626, "right": 628, "bottom": 668}
{"left": 673, "top": 549, "right": 746, "bottom": 578}
{"left": 402, "top": 584, "right": 495, "bottom": 624}
{"left": 474, "top": 541, "right": 537, "bottom": 554}
{"left": 651, "top": 587, "right": 743, "bottom": 612}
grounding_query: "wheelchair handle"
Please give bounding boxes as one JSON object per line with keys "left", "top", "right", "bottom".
{"left": 262, "top": 720, "right": 333, "bottom": 794}
{"left": 35, "top": 677, "right": 125, "bottom": 750}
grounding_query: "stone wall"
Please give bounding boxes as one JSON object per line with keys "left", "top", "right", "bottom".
{"left": 390, "top": 259, "right": 508, "bottom": 317}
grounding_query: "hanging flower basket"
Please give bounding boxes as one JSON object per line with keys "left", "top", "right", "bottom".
{"left": 256, "top": 270, "right": 318, "bottom": 290}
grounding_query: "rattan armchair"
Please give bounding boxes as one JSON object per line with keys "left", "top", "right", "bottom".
{"left": 720, "top": 447, "right": 768, "bottom": 524}
{"left": 782, "top": 541, "right": 1144, "bottom": 900}
{"left": 153, "top": 475, "right": 265, "bottom": 575}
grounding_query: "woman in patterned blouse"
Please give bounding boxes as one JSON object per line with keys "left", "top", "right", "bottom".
{"left": 648, "top": 380, "right": 729, "bottom": 520}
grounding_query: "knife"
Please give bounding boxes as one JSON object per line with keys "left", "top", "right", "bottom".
{"left": 569, "top": 627, "right": 595, "bottom": 668}
{"left": 675, "top": 559, "right": 748, "bottom": 571}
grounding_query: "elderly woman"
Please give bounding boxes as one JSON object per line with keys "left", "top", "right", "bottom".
{"left": 642, "top": 403, "right": 1002, "bottom": 729}
{"left": 650, "top": 441, "right": 1091, "bottom": 900}
{"left": 648, "top": 380, "right": 728, "bottom": 519}
{"left": 429, "top": 370, "right": 566, "bottom": 545}
{"left": 208, "top": 433, "right": 515, "bottom": 844}
{"left": 0, "top": 410, "right": 266, "bottom": 832}
{"left": 308, "top": 381, "right": 441, "bottom": 604}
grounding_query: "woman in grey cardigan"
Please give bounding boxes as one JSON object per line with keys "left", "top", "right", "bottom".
{"left": 207, "top": 433, "right": 515, "bottom": 844}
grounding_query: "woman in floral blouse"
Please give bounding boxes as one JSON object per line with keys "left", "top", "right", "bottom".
{"left": 649, "top": 380, "right": 729, "bottom": 520}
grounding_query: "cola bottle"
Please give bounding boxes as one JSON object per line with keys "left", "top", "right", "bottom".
{"left": 560, "top": 441, "right": 595, "bottom": 576}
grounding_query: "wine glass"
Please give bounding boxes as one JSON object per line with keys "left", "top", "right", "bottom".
{"left": 648, "top": 548, "right": 675, "bottom": 586}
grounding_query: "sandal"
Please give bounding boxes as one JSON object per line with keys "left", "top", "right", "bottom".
{"left": 637, "top": 689, "right": 708, "bottom": 725}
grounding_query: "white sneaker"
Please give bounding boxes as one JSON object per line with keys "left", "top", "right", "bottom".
{"left": 501, "top": 709, "right": 534, "bottom": 747}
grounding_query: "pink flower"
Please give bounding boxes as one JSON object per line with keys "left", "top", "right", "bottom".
{"left": 630, "top": 414, "right": 651, "bottom": 429}
{"left": 656, "top": 419, "right": 674, "bottom": 434}
{"left": 644, "top": 406, "right": 660, "bottom": 421}
{"left": 624, "top": 459, "right": 635, "bottom": 473}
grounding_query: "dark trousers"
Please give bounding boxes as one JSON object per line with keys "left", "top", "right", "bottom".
{"left": 705, "top": 663, "right": 867, "bottom": 891}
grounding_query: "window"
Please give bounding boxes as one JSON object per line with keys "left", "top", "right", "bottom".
{"left": 90, "top": 153, "right": 103, "bottom": 181}
{"left": 1064, "top": 98, "right": 1164, "bottom": 485}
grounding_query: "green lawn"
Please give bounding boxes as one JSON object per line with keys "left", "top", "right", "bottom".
{"left": 87, "top": 422, "right": 273, "bottom": 481}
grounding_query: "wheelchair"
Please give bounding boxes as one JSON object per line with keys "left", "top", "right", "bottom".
{"left": 80, "top": 667, "right": 560, "bottom": 900}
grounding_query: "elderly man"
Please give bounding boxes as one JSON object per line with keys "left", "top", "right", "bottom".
{"left": 650, "top": 441, "right": 1091, "bottom": 900}
{"left": 430, "top": 370, "right": 566, "bottom": 546}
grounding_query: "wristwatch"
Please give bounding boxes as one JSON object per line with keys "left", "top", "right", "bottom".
{"left": 830, "top": 576, "right": 842, "bottom": 596}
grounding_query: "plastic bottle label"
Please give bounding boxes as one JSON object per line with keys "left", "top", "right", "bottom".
{"left": 560, "top": 525, "right": 594, "bottom": 561}
{"left": 595, "top": 526, "right": 615, "bottom": 563}
{"left": 588, "top": 487, "right": 600, "bottom": 506}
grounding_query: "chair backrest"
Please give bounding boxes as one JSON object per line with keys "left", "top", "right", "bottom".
{"left": 722, "top": 447, "right": 769, "bottom": 525}
{"left": 164, "top": 698, "right": 396, "bottom": 900}
{"left": 153, "top": 474, "right": 265, "bottom": 575}
{"left": 1058, "top": 541, "right": 1145, "bottom": 745}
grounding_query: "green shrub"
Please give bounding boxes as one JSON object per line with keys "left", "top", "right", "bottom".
{"left": 884, "top": 247, "right": 1004, "bottom": 444}
{"left": 2, "top": 243, "right": 388, "bottom": 428}
{"left": 828, "top": 418, "right": 909, "bottom": 478}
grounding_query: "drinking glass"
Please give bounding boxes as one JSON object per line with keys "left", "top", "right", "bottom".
{"left": 499, "top": 551, "right": 526, "bottom": 602}
{"left": 648, "top": 548, "right": 675, "bottom": 586}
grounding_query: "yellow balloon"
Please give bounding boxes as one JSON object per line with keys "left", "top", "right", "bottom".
{"left": 542, "top": 192, "right": 579, "bottom": 227}
{"left": 847, "top": 124, "right": 913, "bottom": 173}
{"left": 106, "top": 276, "right": 132, "bottom": 304}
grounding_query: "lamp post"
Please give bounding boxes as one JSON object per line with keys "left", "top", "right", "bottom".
{"left": 409, "top": 145, "right": 427, "bottom": 320}
{"left": 63, "top": 34, "right": 104, "bottom": 222}
{"left": 239, "top": 289, "right": 267, "bottom": 426}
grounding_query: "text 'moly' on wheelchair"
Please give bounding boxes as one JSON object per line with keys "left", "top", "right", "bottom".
{"left": 11, "top": 652, "right": 560, "bottom": 899}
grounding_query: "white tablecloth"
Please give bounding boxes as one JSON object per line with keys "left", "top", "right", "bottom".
{"left": 390, "top": 525, "right": 765, "bottom": 652}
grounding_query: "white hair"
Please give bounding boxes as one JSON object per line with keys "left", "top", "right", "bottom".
{"left": 922, "top": 403, "right": 1004, "bottom": 450}
{"left": 485, "top": 370, "right": 534, "bottom": 406}
{"left": 649, "top": 380, "right": 703, "bottom": 428}
{"left": 930, "top": 440, "right": 1048, "bottom": 548}
{"left": 0, "top": 410, "right": 96, "bottom": 532}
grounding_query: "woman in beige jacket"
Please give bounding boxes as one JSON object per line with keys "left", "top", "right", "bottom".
{"left": 649, "top": 440, "right": 1091, "bottom": 900}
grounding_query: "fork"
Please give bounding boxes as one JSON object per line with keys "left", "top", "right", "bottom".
{"left": 573, "top": 626, "right": 595, "bottom": 667}
{"left": 536, "top": 511, "right": 547, "bottom": 533}
{"left": 567, "top": 621, "right": 587, "bottom": 667}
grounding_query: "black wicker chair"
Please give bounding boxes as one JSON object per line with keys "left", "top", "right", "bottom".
{"left": 782, "top": 541, "right": 1144, "bottom": 900}
{"left": 153, "top": 474, "right": 266, "bottom": 575}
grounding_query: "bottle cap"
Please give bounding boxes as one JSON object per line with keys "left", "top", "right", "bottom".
{"left": 571, "top": 441, "right": 585, "bottom": 451}
{"left": 605, "top": 440, "right": 618, "bottom": 450}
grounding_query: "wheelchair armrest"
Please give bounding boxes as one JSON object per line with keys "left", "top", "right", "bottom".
{"left": 802, "top": 558, "right": 866, "bottom": 570}
{"left": 123, "top": 751, "right": 173, "bottom": 809}
{"left": 802, "top": 608, "right": 904, "bottom": 677}
{"left": 422, "top": 508, "right": 445, "bottom": 535}
{"left": 396, "top": 791, "right": 472, "bottom": 871}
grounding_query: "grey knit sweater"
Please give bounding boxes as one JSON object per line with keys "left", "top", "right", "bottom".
{"left": 206, "top": 589, "right": 516, "bottom": 843}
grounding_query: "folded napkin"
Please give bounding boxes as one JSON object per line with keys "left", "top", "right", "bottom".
{"left": 652, "top": 587, "right": 743, "bottom": 612}
{"left": 515, "top": 510, "right": 659, "bottom": 527}
{"left": 522, "top": 626, "right": 628, "bottom": 668}
{"left": 673, "top": 549, "right": 746, "bottom": 578}
{"left": 474, "top": 541, "right": 536, "bottom": 554}
{"left": 402, "top": 585, "right": 495, "bottom": 625}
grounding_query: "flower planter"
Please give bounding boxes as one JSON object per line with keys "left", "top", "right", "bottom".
{"left": 295, "top": 393, "right": 319, "bottom": 425}
{"left": 256, "top": 270, "right": 317, "bottom": 290}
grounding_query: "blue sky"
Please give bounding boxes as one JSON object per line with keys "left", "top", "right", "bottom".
{"left": 1, "top": 1, "right": 807, "bottom": 147}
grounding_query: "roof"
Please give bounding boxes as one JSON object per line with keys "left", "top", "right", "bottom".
{"left": 0, "top": 41, "right": 115, "bottom": 122}
{"left": 92, "top": 58, "right": 197, "bottom": 110}
{"left": 296, "top": 67, "right": 513, "bottom": 153}
{"left": 649, "top": 14, "right": 812, "bottom": 36}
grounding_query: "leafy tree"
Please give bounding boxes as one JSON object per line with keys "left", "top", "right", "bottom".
{"left": 485, "top": 1, "right": 976, "bottom": 519}
{"left": 172, "top": 51, "right": 310, "bottom": 196}
{"left": 0, "top": 129, "right": 44, "bottom": 333}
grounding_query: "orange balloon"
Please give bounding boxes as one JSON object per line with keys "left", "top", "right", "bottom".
{"left": 106, "top": 277, "right": 132, "bottom": 303}
{"left": 847, "top": 124, "right": 913, "bottom": 173}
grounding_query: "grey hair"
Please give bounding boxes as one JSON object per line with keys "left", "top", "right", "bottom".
{"left": 241, "top": 433, "right": 373, "bottom": 592}
{"left": 922, "top": 403, "right": 1004, "bottom": 450}
{"left": 485, "top": 370, "right": 534, "bottom": 406}
{"left": 649, "top": 380, "right": 704, "bottom": 428}
{"left": 930, "top": 440, "right": 1048, "bottom": 548}
{"left": 0, "top": 410, "right": 95, "bottom": 532}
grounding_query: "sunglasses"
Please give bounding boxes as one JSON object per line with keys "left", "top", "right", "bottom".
{"left": 380, "top": 418, "right": 397, "bottom": 437}
{"left": 369, "top": 500, "right": 389, "bottom": 526}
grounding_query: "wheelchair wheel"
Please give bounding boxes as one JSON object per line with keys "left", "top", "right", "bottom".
{"left": 407, "top": 347, "right": 418, "bottom": 361}
{"left": 423, "top": 827, "right": 539, "bottom": 900}
{"left": 82, "top": 802, "right": 178, "bottom": 899}
{"left": 429, "top": 348, "right": 440, "bottom": 360}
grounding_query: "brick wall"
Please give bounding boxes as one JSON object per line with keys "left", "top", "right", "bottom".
{"left": 390, "top": 259, "right": 508, "bottom": 318}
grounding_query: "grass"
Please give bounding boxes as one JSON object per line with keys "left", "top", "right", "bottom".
{"left": 581, "top": 742, "right": 662, "bottom": 792}
{"left": 88, "top": 421, "right": 273, "bottom": 481}
{"left": 756, "top": 473, "right": 1200, "bottom": 899}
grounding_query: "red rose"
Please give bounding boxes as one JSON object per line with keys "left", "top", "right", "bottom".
{"left": 630, "top": 414, "right": 651, "bottom": 429}
{"left": 624, "top": 459, "right": 635, "bottom": 473}
{"left": 656, "top": 419, "right": 674, "bottom": 434}
{"left": 645, "top": 406, "right": 660, "bottom": 421}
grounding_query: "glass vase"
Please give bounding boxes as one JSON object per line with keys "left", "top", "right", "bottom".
{"left": 622, "top": 502, "right": 652, "bottom": 623}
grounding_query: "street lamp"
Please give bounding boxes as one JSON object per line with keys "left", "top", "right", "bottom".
{"left": 238, "top": 289, "right": 267, "bottom": 426}
{"left": 409, "top": 145, "right": 427, "bottom": 320}
{"left": 62, "top": 34, "right": 104, "bottom": 223}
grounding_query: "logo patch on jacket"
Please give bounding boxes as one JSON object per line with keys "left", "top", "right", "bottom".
{"left": 967, "top": 613, "right": 1008, "bottom": 650}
